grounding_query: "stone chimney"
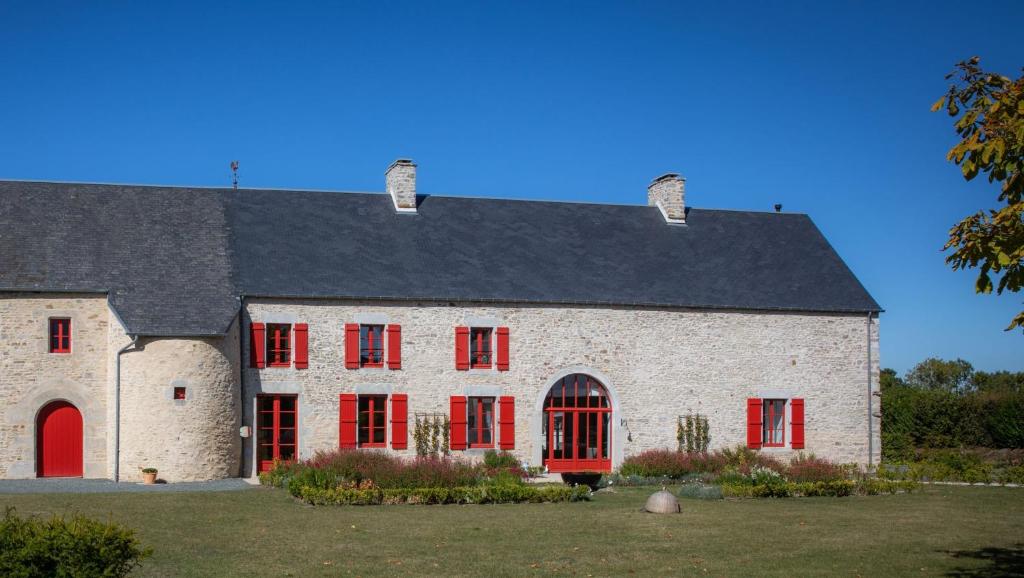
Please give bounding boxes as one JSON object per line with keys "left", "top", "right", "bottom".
{"left": 386, "top": 159, "right": 417, "bottom": 213}
{"left": 647, "top": 173, "right": 686, "bottom": 224}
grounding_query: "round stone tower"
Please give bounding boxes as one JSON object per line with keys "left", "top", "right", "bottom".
{"left": 117, "top": 329, "right": 241, "bottom": 482}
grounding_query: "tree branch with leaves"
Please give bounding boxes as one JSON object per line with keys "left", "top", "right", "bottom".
{"left": 933, "top": 57, "right": 1024, "bottom": 331}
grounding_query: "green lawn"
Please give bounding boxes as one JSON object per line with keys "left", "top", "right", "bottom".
{"left": 3, "top": 485, "right": 1023, "bottom": 577}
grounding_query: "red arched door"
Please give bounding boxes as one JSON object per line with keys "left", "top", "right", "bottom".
{"left": 542, "top": 374, "right": 612, "bottom": 473}
{"left": 37, "top": 400, "right": 83, "bottom": 477}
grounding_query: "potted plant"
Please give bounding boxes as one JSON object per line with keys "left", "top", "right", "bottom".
{"left": 141, "top": 467, "right": 158, "bottom": 485}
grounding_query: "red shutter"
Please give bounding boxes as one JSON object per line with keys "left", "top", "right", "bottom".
{"left": 455, "top": 326, "right": 470, "bottom": 370}
{"left": 250, "top": 323, "right": 266, "bottom": 369}
{"left": 450, "top": 396, "right": 468, "bottom": 450}
{"left": 293, "top": 323, "right": 308, "bottom": 369}
{"left": 344, "top": 323, "right": 360, "bottom": 369}
{"left": 498, "top": 396, "right": 515, "bottom": 450}
{"left": 391, "top": 393, "right": 408, "bottom": 449}
{"left": 339, "top": 393, "right": 358, "bottom": 448}
{"left": 747, "top": 398, "right": 763, "bottom": 449}
{"left": 496, "top": 326, "right": 509, "bottom": 371}
{"left": 791, "top": 398, "right": 805, "bottom": 449}
{"left": 387, "top": 324, "right": 402, "bottom": 370}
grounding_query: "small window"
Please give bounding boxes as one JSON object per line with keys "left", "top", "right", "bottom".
{"left": 266, "top": 323, "right": 292, "bottom": 367}
{"left": 762, "top": 399, "right": 786, "bottom": 447}
{"left": 469, "top": 327, "right": 492, "bottom": 369}
{"left": 173, "top": 387, "right": 186, "bottom": 401}
{"left": 468, "top": 396, "right": 495, "bottom": 448}
{"left": 358, "top": 395, "right": 387, "bottom": 447}
{"left": 49, "top": 318, "right": 71, "bottom": 353}
{"left": 360, "top": 325, "right": 385, "bottom": 368}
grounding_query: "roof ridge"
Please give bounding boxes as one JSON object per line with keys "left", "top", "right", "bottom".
{"left": 0, "top": 178, "right": 801, "bottom": 215}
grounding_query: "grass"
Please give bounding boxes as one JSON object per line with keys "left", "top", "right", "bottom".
{"left": 2, "top": 485, "right": 1023, "bottom": 576}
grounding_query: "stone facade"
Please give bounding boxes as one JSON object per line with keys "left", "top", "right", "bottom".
{"left": 0, "top": 292, "right": 880, "bottom": 481}
{"left": 242, "top": 299, "right": 881, "bottom": 476}
{"left": 0, "top": 293, "right": 110, "bottom": 478}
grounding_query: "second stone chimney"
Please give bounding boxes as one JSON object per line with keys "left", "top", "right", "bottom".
{"left": 386, "top": 159, "right": 417, "bottom": 213}
{"left": 647, "top": 173, "right": 686, "bottom": 224}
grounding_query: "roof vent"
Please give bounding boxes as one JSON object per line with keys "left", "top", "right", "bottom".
{"left": 386, "top": 159, "right": 417, "bottom": 214}
{"left": 647, "top": 173, "right": 685, "bottom": 224}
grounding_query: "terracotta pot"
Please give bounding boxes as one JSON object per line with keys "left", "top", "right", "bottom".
{"left": 142, "top": 471, "right": 157, "bottom": 485}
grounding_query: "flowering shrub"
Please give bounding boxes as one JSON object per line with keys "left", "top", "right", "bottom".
{"left": 618, "top": 449, "right": 726, "bottom": 478}
{"left": 295, "top": 450, "right": 481, "bottom": 490}
{"left": 786, "top": 453, "right": 850, "bottom": 483}
{"left": 748, "top": 465, "right": 784, "bottom": 486}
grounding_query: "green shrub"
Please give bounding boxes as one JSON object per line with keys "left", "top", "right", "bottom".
{"left": 677, "top": 483, "right": 723, "bottom": 500}
{"left": 0, "top": 508, "right": 152, "bottom": 577}
{"left": 997, "top": 465, "right": 1024, "bottom": 485}
{"left": 482, "top": 450, "right": 520, "bottom": 469}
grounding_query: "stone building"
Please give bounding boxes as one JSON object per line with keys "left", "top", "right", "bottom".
{"left": 0, "top": 161, "right": 881, "bottom": 482}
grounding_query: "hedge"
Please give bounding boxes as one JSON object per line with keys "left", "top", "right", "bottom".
{"left": 882, "top": 387, "right": 1024, "bottom": 459}
{"left": 719, "top": 479, "right": 918, "bottom": 498}
{"left": 295, "top": 483, "right": 592, "bottom": 505}
{"left": 0, "top": 508, "right": 151, "bottom": 577}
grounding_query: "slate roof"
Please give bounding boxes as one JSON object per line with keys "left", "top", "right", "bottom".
{"left": 0, "top": 180, "right": 880, "bottom": 336}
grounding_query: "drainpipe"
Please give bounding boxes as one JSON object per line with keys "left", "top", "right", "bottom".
{"left": 866, "top": 313, "right": 874, "bottom": 469}
{"left": 114, "top": 336, "right": 139, "bottom": 483}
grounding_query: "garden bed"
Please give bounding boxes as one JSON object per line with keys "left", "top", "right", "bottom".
{"left": 602, "top": 446, "right": 921, "bottom": 498}
{"left": 260, "top": 449, "right": 590, "bottom": 505}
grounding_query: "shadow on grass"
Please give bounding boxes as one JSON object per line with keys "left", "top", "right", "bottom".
{"left": 945, "top": 544, "right": 1024, "bottom": 577}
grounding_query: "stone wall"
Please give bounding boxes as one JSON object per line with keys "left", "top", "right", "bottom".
{"left": 117, "top": 321, "right": 241, "bottom": 482}
{"left": 0, "top": 293, "right": 110, "bottom": 478}
{"left": 243, "top": 299, "right": 880, "bottom": 475}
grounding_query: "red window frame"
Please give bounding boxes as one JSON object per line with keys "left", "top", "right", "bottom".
{"left": 469, "top": 327, "right": 493, "bottom": 369}
{"left": 266, "top": 323, "right": 292, "bottom": 367}
{"left": 468, "top": 397, "right": 495, "bottom": 448}
{"left": 257, "top": 394, "right": 298, "bottom": 473}
{"left": 542, "top": 374, "right": 611, "bottom": 473}
{"left": 49, "top": 318, "right": 71, "bottom": 353}
{"left": 358, "top": 395, "right": 387, "bottom": 447}
{"left": 360, "top": 325, "right": 385, "bottom": 368}
{"left": 762, "top": 399, "right": 786, "bottom": 448}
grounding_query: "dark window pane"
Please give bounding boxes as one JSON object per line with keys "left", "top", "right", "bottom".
{"left": 279, "top": 445, "right": 295, "bottom": 461}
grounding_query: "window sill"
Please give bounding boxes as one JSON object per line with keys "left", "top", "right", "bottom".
{"left": 358, "top": 443, "right": 387, "bottom": 449}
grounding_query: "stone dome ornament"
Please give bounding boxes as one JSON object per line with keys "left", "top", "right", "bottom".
{"left": 644, "top": 488, "right": 681, "bottom": 514}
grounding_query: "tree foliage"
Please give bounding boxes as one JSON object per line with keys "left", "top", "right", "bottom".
{"left": 904, "top": 357, "right": 975, "bottom": 393}
{"left": 933, "top": 57, "right": 1024, "bottom": 331}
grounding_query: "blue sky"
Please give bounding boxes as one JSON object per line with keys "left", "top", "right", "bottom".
{"left": 1, "top": 1, "right": 1021, "bottom": 374}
